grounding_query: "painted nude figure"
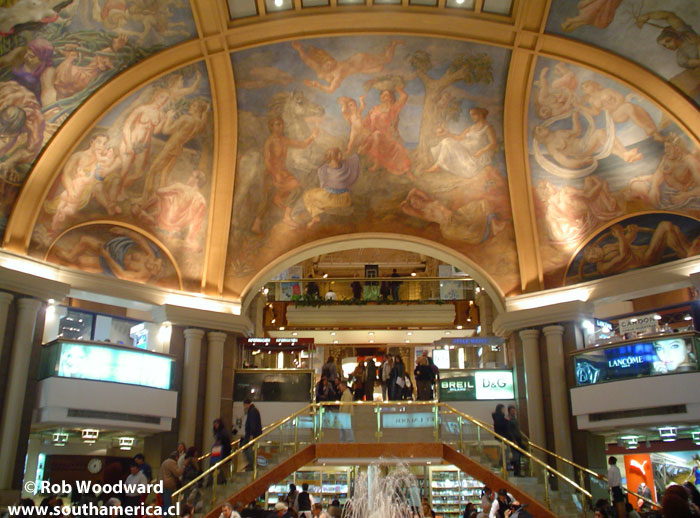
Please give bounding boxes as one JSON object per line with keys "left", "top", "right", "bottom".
{"left": 291, "top": 40, "right": 403, "bottom": 94}
{"left": 251, "top": 117, "right": 319, "bottom": 233}
{"left": 337, "top": 95, "right": 367, "bottom": 155}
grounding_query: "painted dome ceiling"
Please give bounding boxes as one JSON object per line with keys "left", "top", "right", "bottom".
{"left": 1, "top": 0, "right": 700, "bottom": 309}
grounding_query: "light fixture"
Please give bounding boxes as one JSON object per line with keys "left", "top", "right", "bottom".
{"left": 444, "top": 331, "right": 450, "bottom": 335}
{"left": 621, "top": 435, "right": 638, "bottom": 449}
{"left": 263, "top": 288, "right": 269, "bottom": 295}
{"left": 333, "top": 340, "right": 338, "bottom": 344}
{"left": 274, "top": 0, "right": 283, "bottom": 6}
{"left": 368, "top": 332, "right": 374, "bottom": 336}
{"left": 48, "top": 299, "right": 55, "bottom": 305}
{"left": 118, "top": 437, "right": 134, "bottom": 451}
{"left": 323, "top": 273, "right": 328, "bottom": 279}
{"left": 292, "top": 332, "right": 297, "bottom": 336}
{"left": 456, "top": 325, "right": 462, "bottom": 330}
{"left": 410, "top": 272, "right": 417, "bottom": 277}
{"left": 52, "top": 432, "right": 68, "bottom": 446}
{"left": 279, "top": 326, "right": 285, "bottom": 331}
{"left": 692, "top": 431, "right": 700, "bottom": 445}
{"left": 684, "top": 314, "right": 693, "bottom": 321}
{"left": 271, "top": 318, "right": 276, "bottom": 324}
{"left": 659, "top": 427, "right": 677, "bottom": 442}
{"left": 653, "top": 314, "right": 662, "bottom": 320}
{"left": 407, "top": 332, "right": 412, "bottom": 336}
{"left": 82, "top": 429, "right": 99, "bottom": 444}
{"left": 405, "top": 339, "right": 410, "bottom": 343}
{"left": 331, "top": 332, "right": 336, "bottom": 336}
{"left": 581, "top": 320, "right": 595, "bottom": 333}
{"left": 475, "top": 287, "right": 481, "bottom": 293}
{"left": 630, "top": 318, "right": 638, "bottom": 323}
{"left": 369, "top": 340, "right": 374, "bottom": 343}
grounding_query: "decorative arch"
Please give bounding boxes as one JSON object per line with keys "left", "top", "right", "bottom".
{"left": 239, "top": 233, "right": 506, "bottom": 314}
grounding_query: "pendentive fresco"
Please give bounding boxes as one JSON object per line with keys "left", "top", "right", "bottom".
{"left": 29, "top": 62, "right": 212, "bottom": 291}
{"left": 225, "top": 36, "right": 520, "bottom": 298}
{"left": 529, "top": 58, "right": 700, "bottom": 287}
{"left": 0, "top": 0, "right": 197, "bottom": 237}
{"left": 547, "top": 0, "right": 700, "bottom": 106}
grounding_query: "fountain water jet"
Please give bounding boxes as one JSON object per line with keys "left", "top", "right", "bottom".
{"left": 342, "top": 462, "right": 424, "bottom": 518}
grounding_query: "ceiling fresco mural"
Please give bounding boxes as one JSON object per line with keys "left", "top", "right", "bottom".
{"left": 565, "top": 212, "right": 700, "bottom": 286}
{"left": 529, "top": 57, "right": 700, "bottom": 288}
{"left": 546, "top": 0, "right": 700, "bottom": 106}
{"left": 46, "top": 223, "right": 182, "bottom": 289}
{"left": 0, "top": 0, "right": 197, "bottom": 238}
{"left": 224, "top": 36, "right": 521, "bottom": 298}
{"left": 29, "top": 62, "right": 212, "bottom": 291}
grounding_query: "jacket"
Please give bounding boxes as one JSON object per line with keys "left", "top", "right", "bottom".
{"left": 245, "top": 404, "right": 263, "bottom": 441}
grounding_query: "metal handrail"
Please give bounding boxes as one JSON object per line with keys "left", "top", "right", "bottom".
{"left": 518, "top": 431, "right": 660, "bottom": 509}
{"left": 440, "top": 404, "right": 592, "bottom": 498}
{"left": 172, "top": 404, "right": 315, "bottom": 499}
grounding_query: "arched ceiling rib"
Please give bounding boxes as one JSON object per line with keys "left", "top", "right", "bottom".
{"left": 2, "top": 0, "right": 700, "bottom": 309}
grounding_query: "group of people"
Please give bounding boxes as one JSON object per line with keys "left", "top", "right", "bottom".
{"left": 470, "top": 487, "right": 532, "bottom": 518}
{"left": 491, "top": 404, "right": 525, "bottom": 477}
{"left": 223, "top": 484, "right": 342, "bottom": 518}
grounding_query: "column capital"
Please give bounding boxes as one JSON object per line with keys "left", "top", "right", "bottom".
{"left": 519, "top": 328, "right": 540, "bottom": 341}
{"left": 153, "top": 304, "right": 253, "bottom": 335}
{"left": 0, "top": 292, "right": 13, "bottom": 306}
{"left": 543, "top": 325, "right": 565, "bottom": 338}
{"left": 17, "top": 297, "right": 43, "bottom": 313}
{"left": 494, "top": 300, "right": 593, "bottom": 335}
{"left": 183, "top": 328, "right": 206, "bottom": 341}
{"left": 207, "top": 330, "right": 228, "bottom": 343}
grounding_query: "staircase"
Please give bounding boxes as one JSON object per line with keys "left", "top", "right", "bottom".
{"left": 173, "top": 402, "right": 603, "bottom": 518}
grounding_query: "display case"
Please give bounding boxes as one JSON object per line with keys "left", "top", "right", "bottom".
{"left": 266, "top": 468, "right": 351, "bottom": 509}
{"left": 429, "top": 467, "right": 483, "bottom": 517}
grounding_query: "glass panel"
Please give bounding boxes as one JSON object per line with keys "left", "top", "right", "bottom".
{"left": 265, "top": 0, "right": 294, "bottom": 12}
{"left": 302, "top": 0, "right": 329, "bottom": 6}
{"left": 481, "top": 0, "right": 511, "bottom": 14}
{"left": 337, "top": 0, "right": 365, "bottom": 5}
{"left": 233, "top": 370, "right": 313, "bottom": 402}
{"left": 445, "top": 0, "right": 473, "bottom": 9}
{"left": 228, "top": 0, "right": 258, "bottom": 17}
{"left": 409, "top": 0, "right": 437, "bottom": 6}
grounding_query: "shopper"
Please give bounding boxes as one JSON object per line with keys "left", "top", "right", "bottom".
{"left": 504, "top": 501, "right": 531, "bottom": 518}
{"left": 351, "top": 363, "right": 365, "bottom": 400}
{"left": 506, "top": 405, "right": 524, "bottom": 476}
{"left": 297, "top": 483, "right": 313, "bottom": 518}
{"left": 220, "top": 502, "right": 234, "bottom": 518}
{"left": 414, "top": 356, "right": 434, "bottom": 401}
{"left": 662, "top": 485, "right": 693, "bottom": 518}
{"left": 389, "top": 269, "right": 402, "bottom": 301}
{"left": 243, "top": 399, "right": 263, "bottom": 471}
{"left": 381, "top": 356, "right": 393, "bottom": 401}
{"left": 286, "top": 484, "right": 299, "bottom": 512}
{"left": 315, "top": 376, "right": 331, "bottom": 403}
{"left": 390, "top": 355, "right": 405, "bottom": 400}
{"left": 350, "top": 277, "right": 362, "bottom": 300}
{"left": 134, "top": 454, "right": 153, "bottom": 481}
{"left": 364, "top": 357, "right": 377, "bottom": 401}
{"left": 322, "top": 356, "right": 338, "bottom": 383}
{"left": 176, "top": 442, "right": 187, "bottom": 470}
{"left": 488, "top": 489, "right": 511, "bottom": 518}
{"left": 339, "top": 380, "right": 354, "bottom": 442}
{"left": 327, "top": 500, "right": 341, "bottom": 518}
{"left": 311, "top": 503, "right": 328, "bottom": 518}
{"left": 607, "top": 457, "right": 625, "bottom": 518}
{"left": 123, "top": 463, "right": 147, "bottom": 512}
{"left": 159, "top": 451, "right": 182, "bottom": 514}
{"left": 478, "top": 487, "right": 493, "bottom": 518}
{"left": 181, "top": 447, "right": 201, "bottom": 507}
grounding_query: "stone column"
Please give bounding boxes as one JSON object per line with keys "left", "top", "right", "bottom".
{"left": 0, "top": 292, "right": 14, "bottom": 367}
{"left": 202, "top": 331, "right": 227, "bottom": 452}
{"left": 543, "top": 325, "right": 574, "bottom": 477}
{"left": 518, "top": 329, "right": 546, "bottom": 454}
{"left": 0, "top": 297, "right": 42, "bottom": 489}
{"left": 179, "top": 328, "right": 205, "bottom": 448}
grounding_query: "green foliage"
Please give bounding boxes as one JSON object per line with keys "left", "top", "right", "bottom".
{"left": 447, "top": 53, "right": 493, "bottom": 84}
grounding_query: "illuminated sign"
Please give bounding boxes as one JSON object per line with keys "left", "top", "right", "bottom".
{"left": 572, "top": 335, "right": 699, "bottom": 386}
{"left": 432, "top": 349, "right": 450, "bottom": 370}
{"left": 475, "top": 371, "right": 514, "bottom": 400}
{"left": 382, "top": 412, "right": 435, "bottom": 428}
{"left": 619, "top": 313, "right": 658, "bottom": 335}
{"left": 49, "top": 342, "right": 173, "bottom": 389}
{"left": 439, "top": 370, "right": 515, "bottom": 401}
{"left": 241, "top": 337, "right": 314, "bottom": 351}
{"left": 433, "top": 336, "right": 505, "bottom": 347}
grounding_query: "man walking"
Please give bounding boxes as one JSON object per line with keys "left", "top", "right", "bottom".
{"left": 243, "top": 399, "right": 262, "bottom": 471}
{"left": 389, "top": 269, "right": 401, "bottom": 301}
{"left": 506, "top": 405, "right": 524, "bottom": 476}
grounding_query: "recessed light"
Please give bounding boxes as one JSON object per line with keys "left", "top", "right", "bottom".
{"left": 333, "top": 340, "right": 338, "bottom": 344}
{"left": 456, "top": 325, "right": 462, "bottom": 330}
{"left": 330, "top": 332, "right": 336, "bottom": 336}
{"left": 684, "top": 314, "right": 692, "bottom": 321}
{"left": 411, "top": 272, "right": 417, "bottom": 277}
{"left": 407, "top": 332, "right": 412, "bottom": 336}
{"left": 279, "top": 326, "right": 285, "bottom": 331}
{"left": 292, "top": 332, "right": 297, "bottom": 336}
{"left": 369, "top": 340, "right": 374, "bottom": 343}
{"left": 405, "top": 339, "right": 410, "bottom": 343}
{"left": 369, "top": 332, "right": 374, "bottom": 336}
{"left": 444, "top": 331, "right": 450, "bottom": 335}
{"left": 323, "top": 273, "right": 328, "bottom": 278}
{"left": 653, "top": 314, "right": 662, "bottom": 320}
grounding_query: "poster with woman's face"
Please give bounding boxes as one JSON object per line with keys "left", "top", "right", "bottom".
{"left": 651, "top": 338, "right": 695, "bottom": 373}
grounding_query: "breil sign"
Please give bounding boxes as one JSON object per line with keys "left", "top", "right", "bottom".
{"left": 619, "top": 313, "right": 658, "bottom": 335}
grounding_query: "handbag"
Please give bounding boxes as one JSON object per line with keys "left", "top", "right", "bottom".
{"left": 395, "top": 376, "right": 405, "bottom": 388}
{"left": 211, "top": 445, "right": 222, "bottom": 460}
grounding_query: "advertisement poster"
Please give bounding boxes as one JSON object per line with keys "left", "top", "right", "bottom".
{"left": 439, "top": 370, "right": 514, "bottom": 401}
{"left": 623, "top": 454, "right": 655, "bottom": 507}
{"left": 574, "top": 335, "right": 698, "bottom": 386}
{"left": 275, "top": 266, "right": 303, "bottom": 301}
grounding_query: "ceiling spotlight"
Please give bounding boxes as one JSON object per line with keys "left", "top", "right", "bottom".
{"left": 475, "top": 287, "right": 481, "bottom": 293}
{"left": 684, "top": 314, "right": 693, "bottom": 321}
{"left": 659, "top": 427, "right": 677, "bottom": 442}
{"left": 630, "top": 318, "right": 638, "bottom": 323}
{"left": 368, "top": 332, "right": 374, "bottom": 336}
{"left": 410, "top": 272, "right": 417, "bottom": 277}
{"left": 118, "top": 437, "right": 134, "bottom": 451}
{"left": 52, "top": 432, "right": 68, "bottom": 446}
{"left": 82, "top": 429, "right": 99, "bottom": 444}
{"left": 274, "top": 0, "right": 283, "bottom": 6}
{"left": 456, "top": 325, "right": 462, "bottom": 330}
{"left": 621, "top": 435, "right": 638, "bottom": 449}
{"left": 323, "top": 273, "right": 328, "bottom": 278}
{"left": 444, "top": 331, "right": 450, "bottom": 335}
{"left": 333, "top": 340, "right": 338, "bottom": 344}
{"left": 407, "top": 332, "right": 412, "bottom": 336}
{"left": 263, "top": 288, "right": 269, "bottom": 295}
{"left": 271, "top": 318, "right": 276, "bottom": 324}
{"left": 292, "top": 332, "right": 297, "bottom": 336}
{"left": 331, "top": 332, "right": 336, "bottom": 336}
{"left": 692, "top": 431, "right": 700, "bottom": 445}
{"left": 405, "top": 339, "right": 410, "bottom": 343}
{"left": 653, "top": 314, "right": 662, "bottom": 320}
{"left": 48, "top": 299, "right": 55, "bottom": 305}
{"left": 369, "top": 340, "right": 374, "bottom": 343}
{"left": 455, "top": 0, "right": 465, "bottom": 4}
{"left": 279, "top": 326, "right": 285, "bottom": 331}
